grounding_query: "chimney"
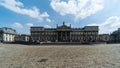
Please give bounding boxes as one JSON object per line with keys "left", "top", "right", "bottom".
{"left": 70, "top": 24, "right": 71, "bottom": 28}
{"left": 63, "top": 21, "right": 65, "bottom": 25}
{"left": 57, "top": 24, "right": 58, "bottom": 28}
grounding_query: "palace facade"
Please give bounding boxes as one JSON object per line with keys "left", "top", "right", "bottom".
{"left": 30, "top": 22, "right": 99, "bottom": 43}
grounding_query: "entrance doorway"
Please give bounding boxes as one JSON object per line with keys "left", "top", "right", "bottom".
{"left": 57, "top": 31, "right": 70, "bottom": 42}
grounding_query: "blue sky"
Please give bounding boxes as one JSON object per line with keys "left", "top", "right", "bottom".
{"left": 0, "top": 0, "right": 120, "bottom": 34}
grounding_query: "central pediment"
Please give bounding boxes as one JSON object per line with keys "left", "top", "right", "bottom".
{"left": 56, "top": 22, "right": 71, "bottom": 31}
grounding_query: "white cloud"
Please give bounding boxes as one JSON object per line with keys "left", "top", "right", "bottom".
{"left": 50, "top": 0, "right": 104, "bottom": 20}
{"left": 12, "top": 22, "right": 23, "bottom": 28}
{"left": 46, "top": 18, "right": 52, "bottom": 23}
{"left": 44, "top": 25, "right": 51, "bottom": 28}
{"left": 0, "top": 0, "right": 49, "bottom": 21}
{"left": 26, "top": 23, "right": 34, "bottom": 27}
{"left": 88, "top": 16, "right": 120, "bottom": 34}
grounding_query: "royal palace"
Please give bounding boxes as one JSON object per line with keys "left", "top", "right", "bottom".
{"left": 30, "top": 22, "right": 99, "bottom": 43}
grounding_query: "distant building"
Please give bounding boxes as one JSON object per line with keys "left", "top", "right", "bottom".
{"left": 0, "top": 27, "right": 16, "bottom": 42}
{"left": 30, "top": 22, "right": 99, "bottom": 43}
{"left": 98, "top": 34, "right": 110, "bottom": 42}
{"left": 110, "top": 28, "right": 120, "bottom": 43}
{"left": 15, "top": 34, "right": 30, "bottom": 43}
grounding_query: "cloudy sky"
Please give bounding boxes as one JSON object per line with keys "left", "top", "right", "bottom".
{"left": 0, "top": 0, "right": 120, "bottom": 34}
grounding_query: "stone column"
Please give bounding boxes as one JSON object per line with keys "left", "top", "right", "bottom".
{"left": 66, "top": 32, "right": 67, "bottom": 42}
{"left": 70, "top": 32, "right": 71, "bottom": 42}
{"left": 57, "top": 32, "right": 58, "bottom": 42}
{"left": 61, "top": 32, "right": 62, "bottom": 42}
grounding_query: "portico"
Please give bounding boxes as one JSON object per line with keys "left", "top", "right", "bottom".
{"left": 56, "top": 22, "right": 71, "bottom": 42}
